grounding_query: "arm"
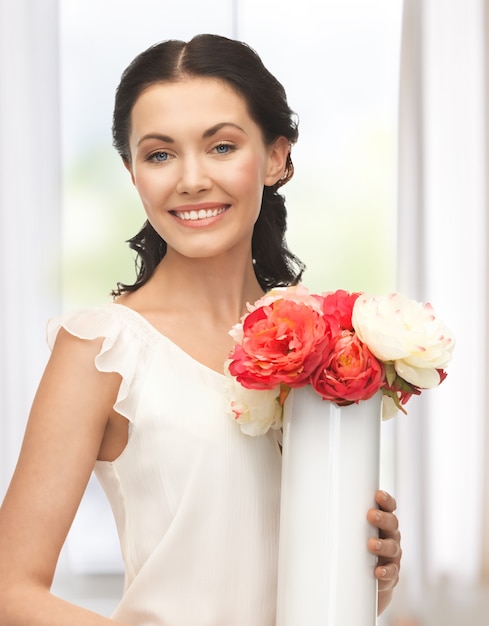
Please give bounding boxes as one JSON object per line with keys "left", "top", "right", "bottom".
{"left": 0, "top": 329, "right": 130, "bottom": 625}
{"left": 368, "top": 490, "right": 402, "bottom": 615}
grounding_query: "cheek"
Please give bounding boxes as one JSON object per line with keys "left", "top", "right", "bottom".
{"left": 133, "top": 170, "right": 170, "bottom": 209}
{"left": 227, "top": 156, "right": 267, "bottom": 199}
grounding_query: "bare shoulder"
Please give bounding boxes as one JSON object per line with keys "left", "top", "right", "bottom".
{"left": 113, "top": 284, "right": 161, "bottom": 316}
{"left": 39, "top": 325, "right": 123, "bottom": 443}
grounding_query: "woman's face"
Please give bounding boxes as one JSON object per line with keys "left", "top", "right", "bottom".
{"left": 126, "top": 77, "right": 288, "bottom": 262}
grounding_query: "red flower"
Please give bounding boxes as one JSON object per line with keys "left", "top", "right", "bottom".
{"left": 311, "top": 330, "right": 385, "bottom": 405}
{"left": 321, "top": 290, "right": 361, "bottom": 332}
{"left": 227, "top": 286, "right": 454, "bottom": 428}
{"left": 228, "top": 298, "right": 331, "bottom": 390}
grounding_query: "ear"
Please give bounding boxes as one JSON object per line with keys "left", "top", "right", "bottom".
{"left": 123, "top": 159, "right": 136, "bottom": 185}
{"left": 264, "top": 136, "right": 291, "bottom": 186}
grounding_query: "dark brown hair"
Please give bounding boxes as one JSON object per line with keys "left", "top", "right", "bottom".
{"left": 112, "top": 34, "right": 304, "bottom": 295}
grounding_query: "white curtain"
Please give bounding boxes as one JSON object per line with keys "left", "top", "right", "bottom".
{"left": 0, "top": 0, "right": 61, "bottom": 496}
{"left": 482, "top": 0, "right": 489, "bottom": 591}
{"left": 394, "top": 0, "right": 488, "bottom": 615}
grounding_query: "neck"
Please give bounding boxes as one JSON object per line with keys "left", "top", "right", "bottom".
{"left": 142, "top": 248, "right": 265, "bottom": 322}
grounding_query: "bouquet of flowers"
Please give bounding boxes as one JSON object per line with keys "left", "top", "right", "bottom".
{"left": 225, "top": 285, "right": 454, "bottom": 435}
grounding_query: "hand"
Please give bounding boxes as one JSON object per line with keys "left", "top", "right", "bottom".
{"left": 367, "top": 490, "right": 402, "bottom": 614}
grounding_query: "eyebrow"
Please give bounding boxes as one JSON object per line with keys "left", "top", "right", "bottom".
{"left": 203, "top": 122, "right": 247, "bottom": 138}
{"left": 137, "top": 122, "right": 247, "bottom": 146}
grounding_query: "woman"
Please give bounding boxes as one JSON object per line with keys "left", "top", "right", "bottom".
{"left": 0, "top": 34, "right": 401, "bottom": 625}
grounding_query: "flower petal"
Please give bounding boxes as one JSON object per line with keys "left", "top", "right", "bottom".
{"left": 394, "top": 361, "right": 441, "bottom": 388}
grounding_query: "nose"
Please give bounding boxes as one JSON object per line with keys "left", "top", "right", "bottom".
{"left": 175, "top": 154, "right": 211, "bottom": 195}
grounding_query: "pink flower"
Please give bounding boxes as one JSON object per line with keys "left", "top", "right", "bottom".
{"left": 321, "top": 289, "right": 360, "bottom": 331}
{"left": 250, "top": 285, "right": 325, "bottom": 314}
{"left": 226, "top": 286, "right": 454, "bottom": 430}
{"left": 228, "top": 297, "right": 331, "bottom": 390}
{"left": 311, "top": 330, "right": 385, "bottom": 405}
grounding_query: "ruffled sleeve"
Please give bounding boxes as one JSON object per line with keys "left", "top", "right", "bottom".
{"left": 46, "top": 305, "right": 151, "bottom": 423}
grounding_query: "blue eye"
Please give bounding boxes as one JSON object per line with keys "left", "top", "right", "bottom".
{"left": 214, "top": 143, "right": 234, "bottom": 154}
{"left": 149, "top": 151, "right": 169, "bottom": 162}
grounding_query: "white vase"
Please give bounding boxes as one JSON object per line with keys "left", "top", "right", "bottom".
{"left": 276, "top": 386, "right": 381, "bottom": 626}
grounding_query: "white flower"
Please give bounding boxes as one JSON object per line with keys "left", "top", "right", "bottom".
{"left": 352, "top": 293, "right": 455, "bottom": 388}
{"left": 381, "top": 395, "right": 400, "bottom": 421}
{"left": 224, "top": 362, "right": 283, "bottom": 436}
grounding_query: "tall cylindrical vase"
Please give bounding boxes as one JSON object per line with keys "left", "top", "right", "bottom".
{"left": 276, "top": 386, "right": 381, "bottom": 626}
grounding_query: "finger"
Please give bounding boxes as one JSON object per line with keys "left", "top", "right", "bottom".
{"left": 375, "top": 490, "right": 397, "bottom": 512}
{"left": 367, "top": 508, "right": 399, "bottom": 535}
{"left": 368, "top": 537, "right": 402, "bottom": 561}
{"left": 375, "top": 563, "right": 400, "bottom": 590}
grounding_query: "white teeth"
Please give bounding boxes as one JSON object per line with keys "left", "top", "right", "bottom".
{"left": 176, "top": 206, "right": 227, "bottom": 221}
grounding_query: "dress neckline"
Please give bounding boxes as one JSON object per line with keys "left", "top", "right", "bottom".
{"left": 109, "top": 301, "right": 228, "bottom": 381}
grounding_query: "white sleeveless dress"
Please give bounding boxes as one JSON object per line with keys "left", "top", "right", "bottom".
{"left": 47, "top": 303, "right": 282, "bottom": 626}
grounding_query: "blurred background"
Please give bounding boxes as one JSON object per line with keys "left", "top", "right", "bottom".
{"left": 0, "top": 0, "right": 487, "bottom": 623}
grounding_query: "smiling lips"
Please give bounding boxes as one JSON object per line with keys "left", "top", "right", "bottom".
{"left": 171, "top": 204, "right": 229, "bottom": 225}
